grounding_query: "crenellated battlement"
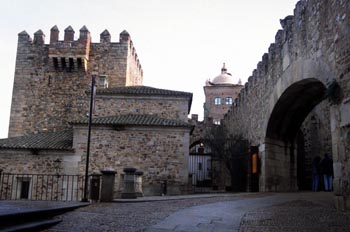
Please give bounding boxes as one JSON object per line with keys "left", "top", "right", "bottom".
{"left": 16, "top": 26, "right": 143, "bottom": 77}
{"left": 47, "top": 26, "right": 91, "bottom": 72}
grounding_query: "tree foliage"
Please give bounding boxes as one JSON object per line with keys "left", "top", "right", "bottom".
{"left": 203, "top": 124, "right": 250, "bottom": 191}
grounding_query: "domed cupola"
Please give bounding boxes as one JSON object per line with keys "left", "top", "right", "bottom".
{"left": 211, "top": 63, "right": 235, "bottom": 85}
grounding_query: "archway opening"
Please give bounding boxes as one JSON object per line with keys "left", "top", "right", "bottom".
{"left": 266, "top": 79, "right": 326, "bottom": 140}
{"left": 264, "top": 78, "right": 330, "bottom": 191}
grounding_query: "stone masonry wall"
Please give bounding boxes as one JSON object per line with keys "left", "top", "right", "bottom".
{"left": 126, "top": 41, "right": 143, "bottom": 86}
{"left": 204, "top": 85, "right": 242, "bottom": 122}
{"left": 89, "top": 42, "right": 128, "bottom": 88}
{"left": 94, "top": 96, "right": 190, "bottom": 121}
{"left": 0, "top": 150, "right": 77, "bottom": 175}
{"left": 73, "top": 126, "right": 190, "bottom": 196}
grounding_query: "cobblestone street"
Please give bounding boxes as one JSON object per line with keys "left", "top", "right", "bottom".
{"left": 40, "top": 192, "right": 350, "bottom": 232}
{"left": 46, "top": 194, "right": 246, "bottom": 232}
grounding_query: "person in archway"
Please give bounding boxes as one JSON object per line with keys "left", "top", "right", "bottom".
{"left": 320, "top": 153, "right": 333, "bottom": 192}
{"left": 311, "top": 156, "right": 321, "bottom": 192}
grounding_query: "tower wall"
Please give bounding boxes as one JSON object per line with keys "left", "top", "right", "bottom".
{"left": 8, "top": 26, "right": 143, "bottom": 137}
{"left": 203, "top": 85, "right": 242, "bottom": 123}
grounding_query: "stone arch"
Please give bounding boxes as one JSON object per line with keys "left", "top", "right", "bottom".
{"left": 190, "top": 140, "right": 202, "bottom": 150}
{"left": 266, "top": 78, "right": 326, "bottom": 141}
{"left": 263, "top": 59, "right": 335, "bottom": 134}
{"left": 260, "top": 59, "right": 335, "bottom": 192}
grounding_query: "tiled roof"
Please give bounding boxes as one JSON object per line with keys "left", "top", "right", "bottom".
{"left": 72, "top": 114, "right": 192, "bottom": 128}
{"left": 96, "top": 86, "right": 193, "bottom": 98}
{"left": 96, "top": 86, "right": 193, "bottom": 113}
{"left": 0, "top": 130, "right": 73, "bottom": 151}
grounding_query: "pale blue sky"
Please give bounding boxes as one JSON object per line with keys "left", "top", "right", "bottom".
{"left": 0, "top": 0, "right": 298, "bottom": 138}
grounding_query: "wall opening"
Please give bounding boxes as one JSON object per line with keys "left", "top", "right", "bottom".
{"left": 264, "top": 78, "right": 330, "bottom": 191}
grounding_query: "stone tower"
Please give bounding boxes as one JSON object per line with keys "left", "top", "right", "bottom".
{"left": 8, "top": 26, "right": 143, "bottom": 137}
{"left": 203, "top": 63, "right": 243, "bottom": 124}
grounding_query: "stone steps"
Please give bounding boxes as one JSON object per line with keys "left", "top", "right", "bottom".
{"left": 0, "top": 219, "right": 62, "bottom": 232}
{"left": 0, "top": 203, "right": 89, "bottom": 232}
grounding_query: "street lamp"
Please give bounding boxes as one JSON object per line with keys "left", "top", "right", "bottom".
{"left": 82, "top": 76, "right": 96, "bottom": 202}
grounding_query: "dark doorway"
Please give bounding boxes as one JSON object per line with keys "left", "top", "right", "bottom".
{"left": 20, "top": 181, "right": 30, "bottom": 199}
{"left": 250, "top": 146, "right": 259, "bottom": 192}
{"left": 229, "top": 140, "right": 250, "bottom": 192}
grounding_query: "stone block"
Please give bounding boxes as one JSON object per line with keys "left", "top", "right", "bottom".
{"left": 100, "top": 169, "right": 117, "bottom": 202}
{"left": 334, "top": 195, "right": 345, "bottom": 211}
{"left": 340, "top": 101, "right": 350, "bottom": 127}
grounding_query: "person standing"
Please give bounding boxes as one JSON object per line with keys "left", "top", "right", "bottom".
{"left": 312, "top": 156, "right": 321, "bottom": 192}
{"left": 321, "top": 153, "right": 333, "bottom": 192}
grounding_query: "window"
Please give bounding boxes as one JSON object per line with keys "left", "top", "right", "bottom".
{"left": 214, "top": 97, "right": 221, "bottom": 105}
{"left": 213, "top": 119, "right": 221, "bottom": 125}
{"left": 61, "top": 57, "right": 66, "bottom": 70}
{"left": 98, "top": 75, "right": 108, "bottom": 88}
{"left": 68, "top": 58, "right": 74, "bottom": 72}
{"left": 77, "top": 58, "right": 83, "bottom": 70}
{"left": 225, "top": 97, "right": 233, "bottom": 105}
{"left": 53, "top": 57, "right": 59, "bottom": 69}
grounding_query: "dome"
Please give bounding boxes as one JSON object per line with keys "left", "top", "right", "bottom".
{"left": 212, "top": 63, "right": 235, "bottom": 85}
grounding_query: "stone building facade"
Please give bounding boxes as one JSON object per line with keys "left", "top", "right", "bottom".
{"left": 0, "top": 26, "right": 193, "bottom": 197}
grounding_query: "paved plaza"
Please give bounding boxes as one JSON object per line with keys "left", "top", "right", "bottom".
{"left": 2, "top": 192, "right": 350, "bottom": 231}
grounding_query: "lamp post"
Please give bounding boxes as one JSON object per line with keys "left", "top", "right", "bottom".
{"left": 82, "top": 76, "right": 96, "bottom": 202}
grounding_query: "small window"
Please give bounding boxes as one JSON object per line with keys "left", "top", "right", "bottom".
{"left": 98, "top": 75, "right": 108, "bottom": 88}
{"left": 198, "top": 162, "right": 202, "bottom": 171}
{"left": 68, "top": 58, "right": 74, "bottom": 72}
{"left": 61, "top": 58, "right": 66, "bottom": 70}
{"left": 225, "top": 97, "right": 233, "bottom": 105}
{"left": 77, "top": 58, "right": 83, "bottom": 70}
{"left": 214, "top": 97, "right": 221, "bottom": 105}
{"left": 213, "top": 119, "right": 221, "bottom": 125}
{"left": 53, "top": 57, "right": 59, "bottom": 69}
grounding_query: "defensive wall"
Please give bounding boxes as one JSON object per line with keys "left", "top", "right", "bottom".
{"left": 222, "top": 0, "right": 350, "bottom": 210}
